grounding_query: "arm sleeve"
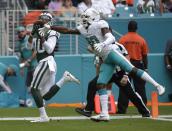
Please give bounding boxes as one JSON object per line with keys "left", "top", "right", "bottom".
{"left": 43, "top": 35, "right": 57, "bottom": 54}
{"left": 103, "top": 32, "right": 116, "bottom": 45}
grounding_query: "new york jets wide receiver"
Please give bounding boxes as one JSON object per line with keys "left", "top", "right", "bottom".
{"left": 29, "top": 12, "right": 80, "bottom": 123}
{"left": 38, "top": 8, "right": 165, "bottom": 122}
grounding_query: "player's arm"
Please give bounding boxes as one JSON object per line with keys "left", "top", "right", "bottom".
{"left": 101, "top": 27, "right": 116, "bottom": 45}
{"left": 50, "top": 26, "right": 80, "bottom": 34}
{"left": 94, "top": 27, "right": 116, "bottom": 52}
{"left": 41, "top": 35, "right": 57, "bottom": 54}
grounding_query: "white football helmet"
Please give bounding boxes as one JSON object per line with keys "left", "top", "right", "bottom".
{"left": 39, "top": 12, "right": 53, "bottom": 25}
{"left": 80, "top": 8, "right": 100, "bottom": 28}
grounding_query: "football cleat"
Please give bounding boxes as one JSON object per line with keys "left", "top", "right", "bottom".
{"left": 142, "top": 113, "right": 150, "bottom": 118}
{"left": 63, "top": 71, "right": 80, "bottom": 84}
{"left": 156, "top": 85, "right": 165, "bottom": 95}
{"left": 30, "top": 116, "right": 50, "bottom": 123}
{"left": 75, "top": 108, "right": 92, "bottom": 117}
{"left": 90, "top": 114, "right": 110, "bottom": 122}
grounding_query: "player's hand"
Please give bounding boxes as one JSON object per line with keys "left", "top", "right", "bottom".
{"left": 38, "top": 24, "right": 51, "bottom": 37}
{"left": 34, "top": 20, "right": 45, "bottom": 25}
{"left": 120, "top": 75, "right": 128, "bottom": 86}
{"left": 31, "top": 21, "right": 44, "bottom": 37}
{"left": 93, "top": 43, "right": 105, "bottom": 52}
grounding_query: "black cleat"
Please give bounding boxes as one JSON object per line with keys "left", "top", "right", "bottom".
{"left": 142, "top": 113, "right": 150, "bottom": 118}
{"left": 75, "top": 108, "right": 92, "bottom": 117}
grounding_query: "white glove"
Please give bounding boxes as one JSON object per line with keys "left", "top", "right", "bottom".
{"left": 93, "top": 43, "right": 105, "bottom": 52}
{"left": 38, "top": 24, "right": 51, "bottom": 37}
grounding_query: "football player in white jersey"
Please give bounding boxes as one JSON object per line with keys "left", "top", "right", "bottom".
{"left": 29, "top": 12, "right": 80, "bottom": 123}
{"left": 38, "top": 8, "right": 165, "bottom": 122}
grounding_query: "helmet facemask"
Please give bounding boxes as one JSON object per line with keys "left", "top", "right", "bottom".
{"left": 39, "top": 12, "right": 53, "bottom": 26}
{"left": 80, "top": 8, "right": 100, "bottom": 28}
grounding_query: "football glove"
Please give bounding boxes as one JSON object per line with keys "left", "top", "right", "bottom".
{"left": 31, "top": 21, "right": 44, "bottom": 38}
{"left": 93, "top": 43, "right": 105, "bottom": 52}
{"left": 38, "top": 24, "right": 51, "bottom": 37}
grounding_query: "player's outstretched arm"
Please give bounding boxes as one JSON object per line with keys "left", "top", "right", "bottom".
{"left": 39, "top": 24, "right": 80, "bottom": 37}
{"left": 51, "top": 26, "right": 80, "bottom": 34}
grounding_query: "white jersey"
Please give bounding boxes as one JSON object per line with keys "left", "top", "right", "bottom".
{"left": 77, "top": 20, "right": 119, "bottom": 60}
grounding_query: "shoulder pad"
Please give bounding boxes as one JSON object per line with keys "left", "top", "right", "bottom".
{"left": 98, "top": 20, "right": 109, "bottom": 28}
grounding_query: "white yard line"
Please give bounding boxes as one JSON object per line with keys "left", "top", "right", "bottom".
{"left": 0, "top": 115, "right": 171, "bottom": 122}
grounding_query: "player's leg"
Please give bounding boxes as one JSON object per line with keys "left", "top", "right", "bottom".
{"left": 113, "top": 72, "right": 150, "bottom": 117}
{"left": 131, "top": 61, "right": 147, "bottom": 104}
{"left": 106, "top": 50, "right": 165, "bottom": 95}
{"left": 91, "top": 63, "right": 114, "bottom": 122}
{"left": 75, "top": 75, "right": 99, "bottom": 117}
{"left": 30, "top": 61, "right": 49, "bottom": 122}
{"left": 43, "top": 71, "right": 80, "bottom": 101}
{"left": 133, "top": 76, "right": 147, "bottom": 104}
{"left": 109, "top": 71, "right": 129, "bottom": 114}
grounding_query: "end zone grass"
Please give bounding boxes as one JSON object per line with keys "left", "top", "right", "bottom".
{"left": 0, "top": 106, "right": 171, "bottom": 131}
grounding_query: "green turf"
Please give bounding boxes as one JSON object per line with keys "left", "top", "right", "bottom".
{"left": 0, "top": 106, "right": 171, "bottom": 131}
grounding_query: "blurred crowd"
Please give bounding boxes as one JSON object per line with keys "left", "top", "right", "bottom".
{"left": 24, "top": 0, "right": 172, "bottom": 16}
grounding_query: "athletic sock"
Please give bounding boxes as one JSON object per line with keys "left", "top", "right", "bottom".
{"left": 39, "top": 107, "right": 48, "bottom": 117}
{"left": 98, "top": 88, "right": 108, "bottom": 116}
{"left": 100, "top": 94, "right": 108, "bottom": 116}
{"left": 56, "top": 77, "right": 66, "bottom": 88}
{"left": 140, "top": 71, "right": 159, "bottom": 87}
{"left": 137, "top": 69, "right": 159, "bottom": 87}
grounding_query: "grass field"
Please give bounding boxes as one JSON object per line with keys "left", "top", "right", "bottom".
{"left": 0, "top": 106, "right": 172, "bottom": 131}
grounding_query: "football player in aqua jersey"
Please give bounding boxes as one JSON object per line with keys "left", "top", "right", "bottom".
{"left": 0, "top": 63, "right": 18, "bottom": 94}
{"left": 38, "top": 8, "right": 165, "bottom": 122}
{"left": 29, "top": 12, "right": 80, "bottom": 123}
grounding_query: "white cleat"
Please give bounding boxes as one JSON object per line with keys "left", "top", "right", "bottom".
{"left": 30, "top": 116, "right": 50, "bottom": 123}
{"left": 63, "top": 71, "right": 80, "bottom": 84}
{"left": 90, "top": 114, "right": 110, "bottom": 122}
{"left": 156, "top": 85, "right": 165, "bottom": 95}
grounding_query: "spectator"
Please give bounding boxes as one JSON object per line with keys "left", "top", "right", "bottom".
{"left": 164, "top": 39, "right": 172, "bottom": 71}
{"left": 93, "top": 0, "right": 115, "bottom": 18}
{"left": 59, "top": 0, "right": 77, "bottom": 17}
{"left": 34, "top": 0, "right": 50, "bottom": 9}
{"left": 48, "top": 0, "right": 62, "bottom": 16}
{"left": 118, "top": 20, "right": 149, "bottom": 114}
{"left": 77, "top": 0, "right": 93, "bottom": 14}
{"left": 162, "top": 0, "right": 172, "bottom": 12}
{"left": 137, "top": 0, "right": 155, "bottom": 13}
{"left": 77, "top": 0, "right": 115, "bottom": 18}
{"left": 115, "top": 0, "right": 127, "bottom": 7}
{"left": 0, "top": 63, "right": 18, "bottom": 94}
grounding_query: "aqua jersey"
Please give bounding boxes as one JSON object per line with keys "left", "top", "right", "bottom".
{"left": 0, "top": 63, "right": 7, "bottom": 78}
{"left": 77, "top": 20, "right": 118, "bottom": 60}
{"left": 16, "top": 35, "right": 37, "bottom": 71}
